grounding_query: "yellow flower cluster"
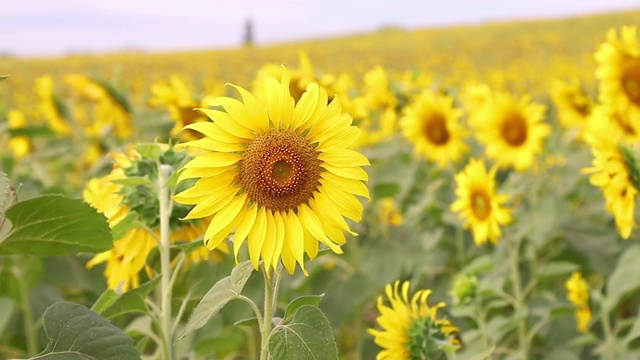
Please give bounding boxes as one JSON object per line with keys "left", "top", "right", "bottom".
{"left": 565, "top": 272, "right": 592, "bottom": 333}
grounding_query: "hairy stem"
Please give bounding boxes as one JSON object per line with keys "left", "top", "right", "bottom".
{"left": 157, "top": 164, "right": 174, "bottom": 360}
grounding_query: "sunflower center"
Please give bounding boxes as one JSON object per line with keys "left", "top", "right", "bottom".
{"left": 240, "top": 129, "right": 321, "bottom": 211}
{"left": 622, "top": 61, "right": 640, "bottom": 105}
{"left": 422, "top": 114, "right": 450, "bottom": 145}
{"left": 470, "top": 189, "right": 492, "bottom": 220}
{"left": 501, "top": 112, "right": 528, "bottom": 146}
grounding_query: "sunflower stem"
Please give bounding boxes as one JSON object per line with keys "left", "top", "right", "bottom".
{"left": 507, "top": 236, "right": 528, "bottom": 360}
{"left": 157, "top": 163, "right": 174, "bottom": 360}
{"left": 12, "top": 263, "right": 37, "bottom": 357}
{"left": 601, "top": 301, "right": 616, "bottom": 360}
{"left": 260, "top": 267, "right": 281, "bottom": 360}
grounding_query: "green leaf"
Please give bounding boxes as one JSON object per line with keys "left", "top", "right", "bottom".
{"left": 110, "top": 212, "right": 144, "bottom": 241}
{"left": 177, "top": 260, "right": 255, "bottom": 341}
{"left": 92, "top": 277, "right": 161, "bottom": 319}
{"left": 283, "top": 294, "right": 325, "bottom": 322}
{"left": 0, "top": 195, "right": 112, "bottom": 256}
{"left": 234, "top": 317, "right": 259, "bottom": 327}
{"left": 460, "top": 255, "right": 495, "bottom": 274}
{"left": 35, "top": 301, "right": 140, "bottom": 360}
{"left": 7, "top": 126, "right": 56, "bottom": 137}
{"left": 111, "top": 177, "right": 153, "bottom": 187}
{"left": 607, "top": 245, "right": 640, "bottom": 308}
{"left": 0, "top": 297, "right": 15, "bottom": 336}
{"left": 135, "top": 144, "right": 162, "bottom": 161}
{"left": 372, "top": 183, "right": 400, "bottom": 198}
{"left": 269, "top": 305, "right": 338, "bottom": 360}
{"left": 535, "top": 261, "right": 578, "bottom": 280}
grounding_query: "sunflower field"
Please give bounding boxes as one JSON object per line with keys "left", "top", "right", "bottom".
{"left": 2, "top": 8, "right": 640, "bottom": 360}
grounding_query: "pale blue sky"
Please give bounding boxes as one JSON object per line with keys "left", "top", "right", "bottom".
{"left": 3, "top": 0, "right": 639, "bottom": 57}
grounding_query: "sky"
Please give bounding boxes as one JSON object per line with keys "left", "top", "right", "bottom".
{"left": 2, "top": 0, "right": 640, "bottom": 57}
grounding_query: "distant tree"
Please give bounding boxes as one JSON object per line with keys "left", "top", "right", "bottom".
{"left": 244, "top": 17, "right": 254, "bottom": 47}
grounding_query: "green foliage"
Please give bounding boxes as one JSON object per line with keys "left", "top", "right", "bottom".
{"left": 0, "top": 195, "right": 112, "bottom": 256}
{"left": 178, "top": 260, "right": 255, "bottom": 341}
{"left": 269, "top": 305, "right": 338, "bottom": 360}
{"left": 92, "top": 277, "right": 161, "bottom": 319}
{"left": 28, "top": 301, "right": 140, "bottom": 360}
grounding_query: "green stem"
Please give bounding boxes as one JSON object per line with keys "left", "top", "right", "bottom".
{"left": 157, "top": 164, "right": 174, "bottom": 360}
{"left": 507, "top": 237, "right": 528, "bottom": 360}
{"left": 601, "top": 302, "right": 615, "bottom": 360}
{"left": 260, "top": 267, "right": 281, "bottom": 360}
{"left": 12, "top": 264, "right": 37, "bottom": 357}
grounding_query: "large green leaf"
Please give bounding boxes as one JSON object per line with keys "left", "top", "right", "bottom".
{"left": 283, "top": 294, "right": 324, "bottom": 322}
{"left": 607, "top": 245, "right": 640, "bottom": 309}
{"left": 0, "top": 195, "right": 112, "bottom": 255}
{"left": 92, "top": 277, "right": 161, "bottom": 319}
{"left": 29, "top": 301, "right": 140, "bottom": 360}
{"left": 177, "top": 260, "right": 254, "bottom": 341}
{"left": 269, "top": 305, "right": 338, "bottom": 360}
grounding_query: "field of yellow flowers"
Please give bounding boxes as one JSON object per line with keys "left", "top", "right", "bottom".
{"left": 2, "top": 8, "right": 640, "bottom": 360}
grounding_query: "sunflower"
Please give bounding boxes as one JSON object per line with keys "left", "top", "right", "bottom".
{"left": 85, "top": 148, "right": 225, "bottom": 291}
{"left": 469, "top": 91, "right": 550, "bottom": 171}
{"left": 7, "top": 110, "right": 33, "bottom": 160}
{"left": 149, "top": 75, "right": 211, "bottom": 141}
{"left": 35, "top": 75, "right": 73, "bottom": 136}
{"left": 368, "top": 280, "right": 459, "bottom": 360}
{"left": 83, "top": 160, "right": 156, "bottom": 291}
{"left": 399, "top": 90, "right": 468, "bottom": 167}
{"left": 565, "top": 272, "right": 592, "bottom": 333}
{"left": 550, "top": 77, "right": 593, "bottom": 131}
{"left": 595, "top": 26, "right": 640, "bottom": 129}
{"left": 582, "top": 119, "right": 638, "bottom": 239}
{"left": 586, "top": 104, "right": 640, "bottom": 145}
{"left": 451, "top": 158, "right": 512, "bottom": 246}
{"left": 173, "top": 68, "right": 370, "bottom": 275}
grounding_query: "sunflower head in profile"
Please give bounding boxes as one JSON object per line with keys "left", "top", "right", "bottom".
{"left": 451, "top": 158, "right": 512, "bottom": 246}
{"left": 173, "top": 67, "right": 370, "bottom": 275}
{"left": 582, "top": 118, "right": 639, "bottom": 239}
{"left": 368, "top": 280, "right": 460, "bottom": 360}
{"left": 595, "top": 26, "right": 640, "bottom": 127}
{"left": 399, "top": 90, "right": 468, "bottom": 167}
{"left": 469, "top": 91, "right": 550, "bottom": 171}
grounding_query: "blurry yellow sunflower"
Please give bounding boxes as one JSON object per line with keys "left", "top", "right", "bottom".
{"left": 174, "top": 68, "right": 370, "bottom": 275}
{"left": 582, "top": 120, "right": 638, "bottom": 239}
{"left": 586, "top": 105, "right": 640, "bottom": 144}
{"left": 378, "top": 198, "right": 404, "bottom": 227}
{"left": 460, "top": 82, "right": 493, "bottom": 114}
{"left": 400, "top": 90, "right": 468, "bottom": 167}
{"left": 469, "top": 91, "right": 550, "bottom": 171}
{"left": 368, "top": 280, "right": 459, "bottom": 360}
{"left": 7, "top": 110, "right": 33, "bottom": 159}
{"left": 595, "top": 26, "right": 640, "bottom": 128}
{"left": 252, "top": 50, "right": 316, "bottom": 102}
{"left": 451, "top": 158, "right": 512, "bottom": 246}
{"left": 550, "top": 78, "right": 593, "bottom": 131}
{"left": 170, "top": 217, "right": 230, "bottom": 267}
{"left": 149, "top": 75, "right": 210, "bottom": 141}
{"left": 35, "top": 75, "right": 73, "bottom": 136}
{"left": 65, "top": 74, "right": 133, "bottom": 139}
{"left": 565, "top": 272, "right": 592, "bottom": 333}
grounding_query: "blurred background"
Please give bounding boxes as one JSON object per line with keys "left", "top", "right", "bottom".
{"left": 3, "top": 0, "right": 640, "bottom": 57}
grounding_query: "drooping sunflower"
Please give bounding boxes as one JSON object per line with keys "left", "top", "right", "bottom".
{"left": 35, "top": 75, "right": 73, "bottom": 136}
{"left": 469, "top": 91, "right": 550, "bottom": 171}
{"left": 582, "top": 119, "right": 638, "bottom": 239}
{"left": 173, "top": 68, "right": 370, "bottom": 275}
{"left": 595, "top": 26, "right": 640, "bottom": 129}
{"left": 451, "top": 158, "right": 512, "bottom": 246}
{"left": 565, "top": 272, "right": 592, "bottom": 333}
{"left": 400, "top": 90, "right": 468, "bottom": 167}
{"left": 368, "top": 280, "right": 459, "bottom": 360}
